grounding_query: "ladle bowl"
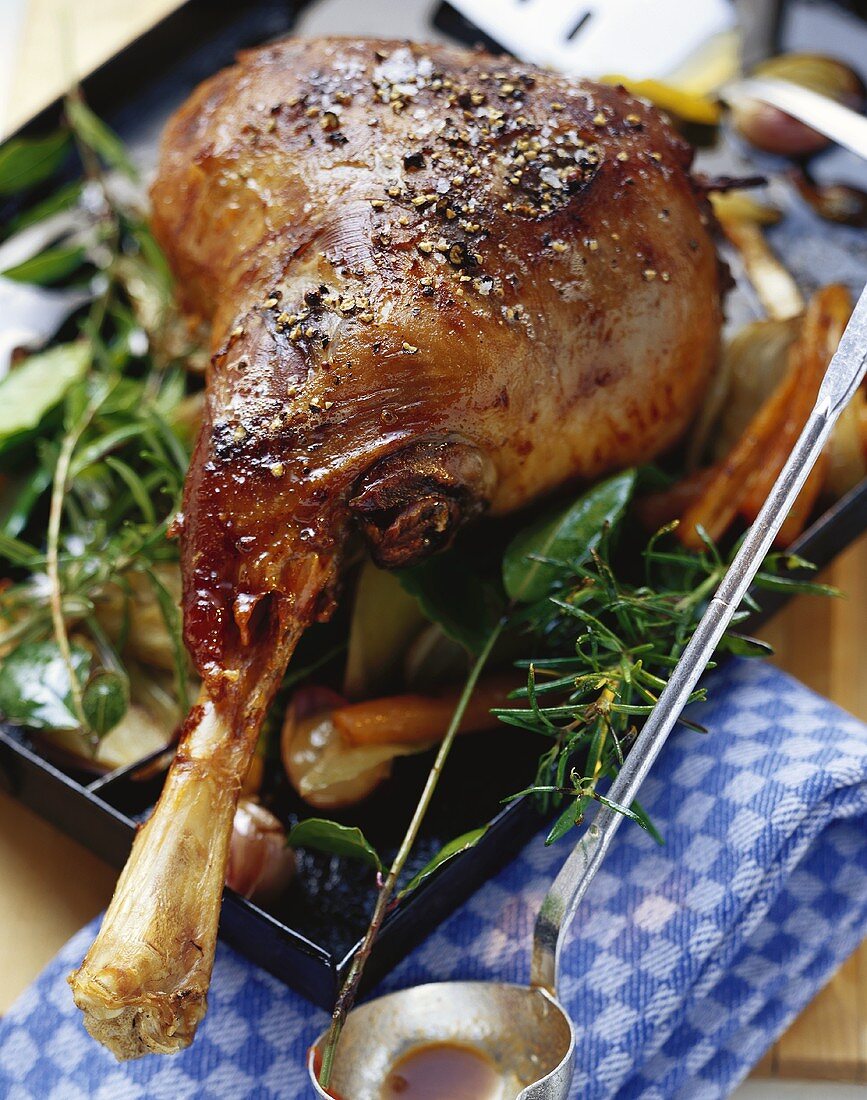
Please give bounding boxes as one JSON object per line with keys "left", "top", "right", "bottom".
{"left": 308, "top": 812, "right": 610, "bottom": 1100}
{"left": 308, "top": 981, "right": 574, "bottom": 1099}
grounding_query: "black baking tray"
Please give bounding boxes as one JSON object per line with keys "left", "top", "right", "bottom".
{"left": 1, "top": 0, "right": 866, "bottom": 1009}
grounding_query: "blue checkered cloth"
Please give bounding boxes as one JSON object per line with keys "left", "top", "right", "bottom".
{"left": 2, "top": 658, "right": 867, "bottom": 1099}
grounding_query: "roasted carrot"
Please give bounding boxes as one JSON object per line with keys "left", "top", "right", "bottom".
{"left": 677, "top": 361, "right": 802, "bottom": 547}
{"left": 332, "top": 674, "right": 515, "bottom": 748}
{"left": 636, "top": 467, "right": 717, "bottom": 533}
{"left": 774, "top": 450, "right": 829, "bottom": 547}
{"left": 739, "top": 284, "right": 851, "bottom": 519}
{"left": 677, "top": 284, "right": 851, "bottom": 550}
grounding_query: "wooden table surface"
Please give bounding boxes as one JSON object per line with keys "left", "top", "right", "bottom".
{"left": 1, "top": 0, "right": 867, "bottom": 1088}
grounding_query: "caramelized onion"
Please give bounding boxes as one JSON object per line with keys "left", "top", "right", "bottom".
{"left": 281, "top": 686, "right": 393, "bottom": 809}
{"left": 826, "top": 389, "right": 867, "bottom": 497}
{"left": 790, "top": 168, "right": 867, "bottom": 229}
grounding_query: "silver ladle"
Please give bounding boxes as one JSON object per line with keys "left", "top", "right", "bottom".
{"left": 309, "top": 282, "right": 867, "bottom": 1100}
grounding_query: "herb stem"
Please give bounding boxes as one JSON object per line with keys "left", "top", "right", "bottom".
{"left": 590, "top": 686, "right": 615, "bottom": 780}
{"left": 318, "top": 616, "right": 506, "bottom": 1089}
{"left": 46, "top": 384, "right": 104, "bottom": 743}
{"left": 674, "top": 570, "right": 720, "bottom": 614}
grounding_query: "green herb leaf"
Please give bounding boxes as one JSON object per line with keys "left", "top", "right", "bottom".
{"left": 4, "top": 181, "right": 82, "bottom": 237}
{"left": 780, "top": 553, "right": 817, "bottom": 573}
{"left": 545, "top": 797, "right": 590, "bottom": 845}
{"left": 141, "top": 567, "right": 191, "bottom": 714}
{"left": 287, "top": 818, "right": 383, "bottom": 872}
{"left": 0, "top": 132, "right": 70, "bottom": 196}
{"left": 630, "top": 799, "right": 664, "bottom": 846}
{"left": 752, "top": 573, "right": 840, "bottom": 598}
{"left": 593, "top": 792, "right": 647, "bottom": 826}
{"left": 81, "top": 669, "right": 129, "bottom": 737}
{"left": 0, "top": 343, "right": 90, "bottom": 455}
{"left": 70, "top": 422, "right": 151, "bottom": 477}
{"left": 398, "top": 553, "right": 504, "bottom": 654}
{"left": 65, "top": 98, "right": 137, "bottom": 179}
{"left": 503, "top": 470, "right": 636, "bottom": 602}
{"left": 0, "top": 530, "right": 42, "bottom": 567}
{"left": 499, "top": 519, "right": 818, "bottom": 847}
{"left": 103, "top": 457, "right": 156, "bottom": 524}
{"left": 399, "top": 827, "right": 487, "bottom": 897}
{"left": 0, "top": 108, "right": 201, "bottom": 757}
{"left": 0, "top": 640, "right": 90, "bottom": 729}
{"left": 716, "top": 632, "right": 774, "bottom": 658}
{"left": 2, "top": 244, "right": 87, "bottom": 285}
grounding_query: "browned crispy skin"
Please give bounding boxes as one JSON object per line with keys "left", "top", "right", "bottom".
{"left": 70, "top": 37, "right": 722, "bottom": 1060}
{"left": 150, "top": 36, "right": 722, "bottom": 683}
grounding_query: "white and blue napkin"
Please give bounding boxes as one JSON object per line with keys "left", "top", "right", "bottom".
{"left": 2, "top": 657, "right": 867, "bottom": 1099}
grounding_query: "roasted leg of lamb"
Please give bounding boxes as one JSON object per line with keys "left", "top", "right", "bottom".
{"left": 69, "top": 36, "right": 722, "bottom": 1058}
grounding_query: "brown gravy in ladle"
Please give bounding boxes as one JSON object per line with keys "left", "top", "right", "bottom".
{"left": 380, "top": 1042, "right": 503, "bottom": 1099}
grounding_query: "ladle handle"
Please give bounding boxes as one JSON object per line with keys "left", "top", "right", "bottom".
{"left": 530, "top": 281, "right": 867, "bottom": 996}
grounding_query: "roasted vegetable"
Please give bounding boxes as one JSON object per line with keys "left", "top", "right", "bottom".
{"left": 343, "top": 562, "right": 426, "bottom": 700}
{"left": 282, "top": 686, "right": 394, "bottom": 810}
{"left": 225, "top": 799, "right": 296, "bottom": 902}
{"left": 711, "top": 317, "right": 802, "bottom": 460}
{"left": 645, "top": 284, "right": 851, "bottom": 548}
{"left": 601, "top": 76, "right": 721, "bottom": 125}
{"left": 34, "top": 703, "right": 169, "bottom": 774}
{"left": 731, "top": 53, "right": 866, "bottom": 157}
{"left": 790, "top": 168, "right": 867, "bottom": 229}
{"left": 333, "top": 674, "right": 513, "bottom": 748}
{"left": 824, "top": 386, "right": 867, "bottom": 497}
{"left": 717, "top": 217, "right": 804, "bottom": 321}
{"left": 94, "top": 565, "right": 187, "bottom": 673}
{"left": 687, "top": 316, "right": 800, "bottom": 470}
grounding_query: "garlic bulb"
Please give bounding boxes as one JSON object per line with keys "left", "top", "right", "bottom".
{"left": 225, "top": 799, "right": 295, "bottom": 902}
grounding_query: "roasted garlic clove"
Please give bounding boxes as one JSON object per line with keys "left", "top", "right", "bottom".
{"left": 225, "top": 799, "right": 296, "bottom": 902}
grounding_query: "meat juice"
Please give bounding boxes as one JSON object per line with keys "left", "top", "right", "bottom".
{"left": 380, "top": 1041, "right": 503, "bottom": 1099}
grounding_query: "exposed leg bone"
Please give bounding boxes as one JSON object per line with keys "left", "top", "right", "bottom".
{"left": 68, "top": 618, "right": 306, "bottom": 1060}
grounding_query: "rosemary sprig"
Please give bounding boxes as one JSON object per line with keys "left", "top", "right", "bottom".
{"left": 499, "top": 529, "right": 833, "bottom": 843}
